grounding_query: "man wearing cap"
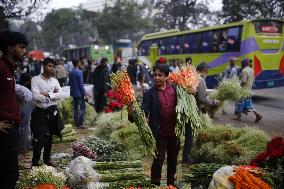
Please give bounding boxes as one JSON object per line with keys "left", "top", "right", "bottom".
{"left": 234, "top": 58, "right": 262, "bottom": 123}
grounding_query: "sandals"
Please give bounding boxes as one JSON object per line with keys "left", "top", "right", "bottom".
{"left": 254, "top": 114, "right": 263, "bottom": 123}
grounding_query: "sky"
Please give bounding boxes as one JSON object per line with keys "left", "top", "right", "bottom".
{"left": 50, "top": 0, "right": 222, "bottom": 10}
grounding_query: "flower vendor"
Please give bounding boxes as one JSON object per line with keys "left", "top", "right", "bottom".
{"left": 128, "top": 63, "right": 179, "bottom": 186}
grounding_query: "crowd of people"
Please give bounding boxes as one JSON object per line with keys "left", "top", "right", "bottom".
{"left": 0, "top": 30, "right": 262, "bottom": 188}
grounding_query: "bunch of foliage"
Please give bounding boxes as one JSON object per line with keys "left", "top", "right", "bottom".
{"left": 191, "top": 125, "right": 270, "bottom": 165}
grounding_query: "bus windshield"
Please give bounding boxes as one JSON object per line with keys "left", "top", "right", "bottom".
{"left": 254, "top": 20, "right": 283, "bottom": 34}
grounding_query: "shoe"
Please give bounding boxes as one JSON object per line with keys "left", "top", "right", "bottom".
{"left": 182, "top": 159, "right": 195, "bottom": 165}
{"left": 44, "top": 161, "right": 55, "bottom": 167}
{"left": 254, "top": 114, "right": 262, "bottom": 123}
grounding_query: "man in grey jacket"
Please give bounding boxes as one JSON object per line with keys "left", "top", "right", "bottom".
{"left": 182, "top": 62, "right": 221, "bottom": 164}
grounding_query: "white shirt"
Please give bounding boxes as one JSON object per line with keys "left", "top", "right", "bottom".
{"left": 31, "top": 74, "right": 62, "bottom": 109}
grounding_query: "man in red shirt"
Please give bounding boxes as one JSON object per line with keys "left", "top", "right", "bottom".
{"left": 129, "top": 63, "right": 179, "bottom": 186}
{"left": 0, "top": 30, "right": 28, "bottom": 189}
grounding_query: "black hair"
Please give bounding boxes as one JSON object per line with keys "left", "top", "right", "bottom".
{"left": 0, "top": 30, "right": 28, "bottom": 54}
{"left": 43, "top": 57, "right": 56, "bottom": 66}
{"left": 153, "top": 63, "right": 170, "bottom": 76}
{"left": 185, "top": 57, "right": 192, "bottom": 64}
{"left": 132, "top": 58, "right": 138, "bottom": 64}
{"left": 196, "top": 62, "right": 209, "bottom": 72}
{"left": 72, "top": 59, "right": 80, "bottom": 67}
{"left": 100, "top": 57, "right": 108, "bottom": 64}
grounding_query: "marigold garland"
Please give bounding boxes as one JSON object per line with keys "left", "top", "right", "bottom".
{"left": 228, "top": 168, "right": 272, "bottom": 189}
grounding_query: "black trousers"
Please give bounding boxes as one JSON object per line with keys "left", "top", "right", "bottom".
{"left": 151, "top": 135, "right": 180, "bottom": 186}
{"left": 182, "top": 125, "right": 193, "bottom": 162}
{"left": 94, "top": 92, "right": 107, "bottom": 113}
{"left": 32, "top": 134, "right": 53, "bottom": 166}
{"left": 0, "top": 123, "right": 19, "bottom": 189}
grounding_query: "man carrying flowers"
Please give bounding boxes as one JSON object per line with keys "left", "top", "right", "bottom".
{"left": 129, "top": 63, "right": 179, "bottom": 187}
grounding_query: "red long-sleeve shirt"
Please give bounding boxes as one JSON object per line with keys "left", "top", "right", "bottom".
{"left": 0, "top": 57, "right": 20, "bottom": 123}
{"left": 158, "top": 82, "right": 177, "bottom": 136}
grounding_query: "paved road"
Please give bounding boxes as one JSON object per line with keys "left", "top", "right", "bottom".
{"left": 213, "top": 86, "right": 284, "bottom": 137}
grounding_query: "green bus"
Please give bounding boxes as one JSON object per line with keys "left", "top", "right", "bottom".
{"left": 63, "top": 44, "right": 114, "bottom": 63}
{"left": 138, "top": 19, "right": 284, "bottom": 89}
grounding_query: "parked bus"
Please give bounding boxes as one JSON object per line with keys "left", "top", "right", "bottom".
{"left": 138, "top": 19, "right": 284, "bottom": 89}
{"left": 63, "top": 44, "right": 114, "bottom": 63}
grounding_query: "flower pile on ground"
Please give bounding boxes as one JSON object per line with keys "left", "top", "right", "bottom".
{"left": 191, "top": 125, "right": 270, "bottom": 165}
{"left": 250, "top": 137, "right": 284, "bottom": 188}
{"left": 104, "top": 90, "right": 124, "bottom": 113}
{"left": 72, "top": 142, "right": 96, "bottom": 160}
{"left": 17, "top": 165, "right": 67, "bottom": 189}
{"left": 228, "top": 167, "right": 272, "bottom": 189}
{"left": 168, "top": 66, "right": 202, "bottom": 137}
{"left": 110, "top": 71, "right": 156, "bottom": 156}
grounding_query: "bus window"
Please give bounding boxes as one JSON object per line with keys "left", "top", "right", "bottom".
{"left": 212, "top": 30, "right": 221, "bottom": 52}
{"left": 160, "top": 37, "right": 171, "bottom": 55}
{"left": 183, "top": 33, "right": 200, "bottom": 53}
{"left": 139, "top": 40, "right": 151, "bottom": 56}
{"left": 200, "top": 31, "right": 213, "bottom": 52}
{"left": 171, "top": 36, "right": 182, "bottom": 54}
{"left": 226, "top": 27, "right": 241, "bottom": 52}
{"left": 254, "top": 20, "right": 283, "bottom": 34}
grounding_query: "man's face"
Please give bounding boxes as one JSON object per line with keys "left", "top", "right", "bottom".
{"left": 154, "top": 69, "right": 167, "bottom": 88}
{"left": 43, "top": 62, "right": 55, "bottom": 76}
{"left": 230, "top": 60, "right": 235, "bottom": 67}
{"left": 11, "top": 44, "right": 26, "bottom": 62}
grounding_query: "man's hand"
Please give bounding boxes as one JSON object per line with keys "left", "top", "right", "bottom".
{"left": 214, "top": 99, "right": 222, "bottom": 106}
{"left": 40, "top": 92, "right": 49, "bottom": 97}
{"left": 84, "top": 96, "right": 89, "bottom": 102}
{"left": 0, "top": 121, "right": 12, "bottom": 134}
{"left": 53, "top": 87, "right": 59, "bottom": 93}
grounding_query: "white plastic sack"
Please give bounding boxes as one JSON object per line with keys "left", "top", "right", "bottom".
{"left": 208, "top": 165, "right": 236, "bottom": 189}
{"left": 65, "top": 156, "right": 100, "bottom": 187}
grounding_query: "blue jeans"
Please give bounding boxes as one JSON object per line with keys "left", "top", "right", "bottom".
{"left": 73, "top": 97, "right": 86, "bottom": 127}
{"left": 19, "top": 101, "right": 33, "bottom": 152}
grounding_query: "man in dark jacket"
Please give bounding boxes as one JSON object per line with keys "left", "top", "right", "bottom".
{"left": 0, "top": 30, "right": 28, "bottom": 189}
{"left": 129, "top": 63, "right": 179, "bottom": 186}
{"left": 93, "top": 57, "right": 109, "bottom": 113}
{"left": 30, "top": 57, "right": 64, "bottom": 167}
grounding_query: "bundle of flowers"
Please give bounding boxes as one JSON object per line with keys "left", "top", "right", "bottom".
{"left": 211, "top": 76, "right": 252, "bottom": 101}
{"left": 83, "top": 137, "right": 127, "bottom": 162}
{"left": 251, "top": 137, "right": 284, "bottom": 167}
{"left": 72, "top": 142, "right": 96, "bottom": 160}
{"left": 104, "top": 90, "right": 124, "bottom": 113}
{"left": 110, "top": 71, "right": 156, "bottom": 156}
{"left": 18, "top": 165, "right": 67, "bottom": 189}
{"left": 250, "top": 137, "right": 284, "bottom": 188}
{"left": 228, "top": 167, "right": 272, "bottom": 189}
{"left": 168, "top": 66, "right": 202, "bottom": 137}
